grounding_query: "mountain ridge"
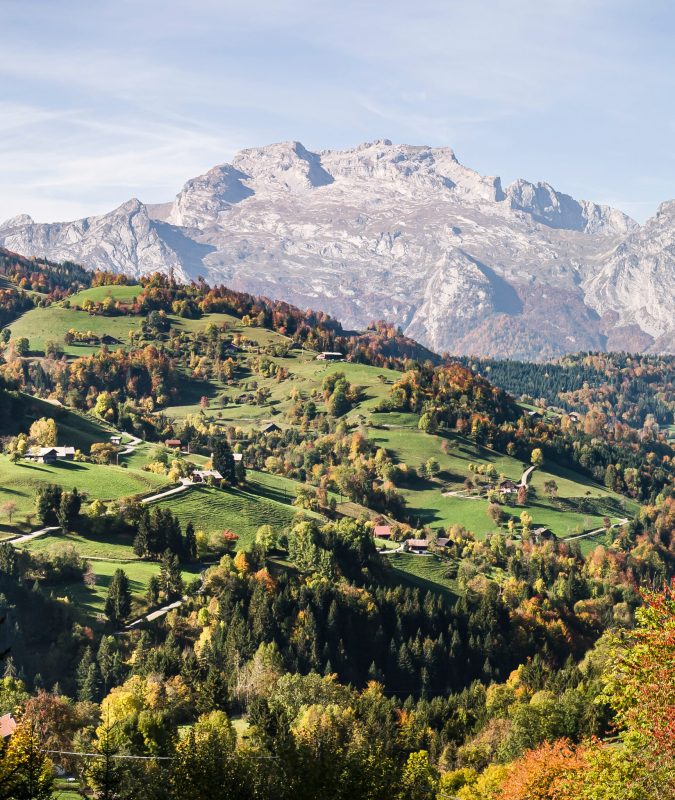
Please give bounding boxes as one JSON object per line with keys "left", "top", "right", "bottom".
{"left": 1, "top": 139, "right": 672, "bottom": 359}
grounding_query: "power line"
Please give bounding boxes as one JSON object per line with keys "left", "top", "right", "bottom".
{"left": 41, "top": 749, "right": 171, "bottom": 761}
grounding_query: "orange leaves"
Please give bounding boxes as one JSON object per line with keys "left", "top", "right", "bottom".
{"left": 500, "top": 739, "right": 586, "bottom": 800}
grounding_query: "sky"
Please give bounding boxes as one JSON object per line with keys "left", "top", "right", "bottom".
{"left": 0, "top": 0, "right": 673, "bottom": 223}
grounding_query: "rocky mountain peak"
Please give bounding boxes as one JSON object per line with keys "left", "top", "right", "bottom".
{"left": 1, "top": 213, "right": 34, "bottom": 228}
{"left": 231, "top": 140, "right": 334, "bottom": 193}
{"left": 0, "top": 140, "right": 670, "bottom": 358}
{"left": 505, "top": 178, "right": 636, "bottom": 235}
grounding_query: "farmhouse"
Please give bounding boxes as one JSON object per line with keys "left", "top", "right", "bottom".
{"left": 499, "top": 479, "right": 518, "bottom": 495}
{"left": 373, "top": 525, "right": 392, "bottom": 539}
{"left": 261, "top": 422, "right": 281, "bottom": 435}
{"left": 316, "top": 351, "right": 344, "bottom": 361}
{"left": 101, "top": 334, "right": 122, "bottom": 345}
{"left": 165, "top": 439, "right": 182, "bottom": 449}
{"left": 406, "top": 538, "right": 429, "bottom": 554}
{"left": 25, "top": 446, "right": 75, "bottom": 464}
{"left": 192, "top": 469, "right": 223, "bottom": 483}
{"left": 0, "top": 714, "right": 17, "bottom": 739}
{"left": 436, "top": 537, "right": 450, "bottom": 548}
{"left": 532, "top": 526, "right": 553, "bottom": 542}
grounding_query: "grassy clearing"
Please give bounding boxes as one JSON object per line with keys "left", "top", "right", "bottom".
{"left": 22, "top": 528, "right": 139, "bottom": 561}
{"left": 51, "top": 558, "right": 201, "bottom": 625}
{"left": 366, "top": 425, "right": 630, "bottom": 538}
{"left": 7, "top": 305, "right": 144, "bottom": 355}
{"left": 151, "top": 484, "right": 307, "bottom": 549}
{"left": 0, "top": 455, "right": 167, "bottom": 527}
{"left": 386, "top": 552, "right": 457, "bottom": 596}
{"left": 69, "top": 285, "right": 142, "bottom": 304}
{"left": 8, "top": 393, "right": 113, "bottom": 453}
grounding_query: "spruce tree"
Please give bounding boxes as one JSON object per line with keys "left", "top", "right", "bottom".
{"left": 184, "top": 521, "right": 197, "bottom": 561}
{"left": 210, "top": 437, "right": 235, "bottom": 484}
{"left": 159, "top": 551, "right": 183, "bottom": 601}
{"left": 104, "top": 569, "right": 131, "bottom": 626}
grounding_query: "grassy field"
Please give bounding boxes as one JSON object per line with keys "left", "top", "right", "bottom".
{"left": 0, "top": 454, "right": 167, "bottom": 528}
{"left": 69, "top": 284, "right": 142, "bottom": 303}
{"left": 7, "top": 304, "right": 145, "bottom": 355}
{"left": 151, "top": 484, "right": 307, "bottom": 549}
{"left": 366, "top": 424, "right": 631, "bottom": 538}
{"left": 162, "top": 349, "right": 401, "bottom": 425}
{"left": 50, "top": 557, "right": 201, "bottom": 625}
{"left": 387, "top": 552, "right": 457, "bottom": 596}
{"left": 23, "top": 527, "right": 139, "bottom": 560}
{"left": 8, "top": 393, "right": 113, "bottom": 452}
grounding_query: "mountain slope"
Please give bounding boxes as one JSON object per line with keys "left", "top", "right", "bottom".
{"left": 2, "top": 139, "right": 672, "bottom": 359}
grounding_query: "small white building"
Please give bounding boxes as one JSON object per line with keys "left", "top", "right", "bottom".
{"left": 110, "top": 435, "right": 122, "bottom": 445}
{"left": 316, "top": 352, "right": 344, "bottom": 361}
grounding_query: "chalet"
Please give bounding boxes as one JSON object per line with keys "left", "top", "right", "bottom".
{"left": 110, "top": 435, "right": 122, "bottom": 446}
{"left": 192, "top": 469, "right": 223, "bottom": 483}
{"left": 436, "top": 537, "right": 450, "bottom": 548}
{"left": 101, "top": 334, "right": 122, "bottom": 345}
{"left": 261, "top": 422, "right": 281, "bottom": 435}
{"left": 532, "top": 526, "right": 553, "bottom": 542}
{"left": 165, "top": 439, "right": 182, "bottom": 449}
{"left": 26, "top": 446, "right": 75, "bottom": 464}
{"left": 0, "top": 713, "right": 17, "bottom": 739}
{"left": 406, "top": 538, "right": 429, "bottom": 554}
{"left": 373, "top": 525, "right": 392, "bottom": 539}
{"left": 316, "top": 352, "right": 344, "bottom": 361}
{"left": 499, "top": 479, "right": 518, "bottom": 495}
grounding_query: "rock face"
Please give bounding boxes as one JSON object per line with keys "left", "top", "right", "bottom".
{"left": 1, "top": 139, "right": 672, "bottom": 358}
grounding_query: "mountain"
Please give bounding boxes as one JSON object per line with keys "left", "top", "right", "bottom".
{"left": 1, "top": 139, "right": 672, "bottom": 359}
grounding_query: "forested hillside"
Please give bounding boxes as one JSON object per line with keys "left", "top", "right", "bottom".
{"left": 0, "top": 254, "right": 672, "bottom": 800}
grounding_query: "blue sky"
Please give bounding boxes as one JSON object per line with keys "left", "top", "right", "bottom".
{"left": 0, "top": 0, "right": 673, "bottom": 223}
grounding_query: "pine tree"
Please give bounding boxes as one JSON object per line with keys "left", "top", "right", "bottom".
{"left": 76, "top": 647, "right": 95, "bottom": 702}
{"left": 132, "top": 517, "right": 149, "bottom": 558}
{"left": 184, "top": 521, "right": 197, "bottom": 561}
{"left": 197, "top": 666, "right": 229, "bottom": 713}
{"left": 210, "top": 437, "right": 235, "bottom": 484}
{"left": 159, "top": 551, "right": 183, "bottom": 601}
{"left": 82, "top": 713, "right": 126, "bottom": 800}
{"left": 104, "top": 569, "right": 131, "bottom": 626}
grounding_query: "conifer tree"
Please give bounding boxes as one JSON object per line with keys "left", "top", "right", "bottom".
{"left": 104, "top": 569, "right": 131, "bottom": 626}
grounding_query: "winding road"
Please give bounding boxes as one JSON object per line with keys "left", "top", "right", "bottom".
{"left": 519, "top": 465, "right": 536, "bottom": 487}
{"left": 118, "top": 434, "right": 142, "bottom": 456}
{"left": 563, "top": 518, "right": 629, "bottom": 542}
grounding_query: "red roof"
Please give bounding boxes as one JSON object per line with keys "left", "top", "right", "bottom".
{"left": 0, "top": 714, "right": 16, "bottom": 738}
{"left": 373, "top": 525, "right": 391, "bottom": 538}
